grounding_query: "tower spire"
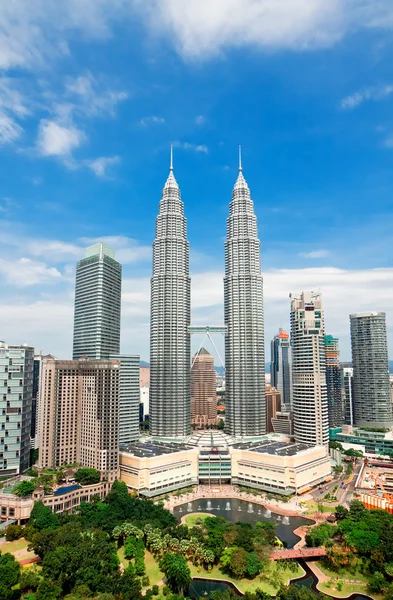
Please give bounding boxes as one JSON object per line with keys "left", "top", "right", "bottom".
{"left": 239, "top": 145, "right": 242, "bottom": 172}
{"left": 170, "top": 144, "right": 173, "bottom": 172}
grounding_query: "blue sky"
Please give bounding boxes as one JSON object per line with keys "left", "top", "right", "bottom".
{"left": 1, "top": 0, "right": 393, "bottom": 361}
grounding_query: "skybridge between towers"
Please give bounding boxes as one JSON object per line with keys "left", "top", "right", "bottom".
{"left": 188, "top": 325, "right": 226, "bottom": 369}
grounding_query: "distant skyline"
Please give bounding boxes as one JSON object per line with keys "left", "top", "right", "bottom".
{"left": 1, "top": 1, "right": 393, "bottom": 361}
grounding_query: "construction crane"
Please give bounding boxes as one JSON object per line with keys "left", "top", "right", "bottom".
{"left": 371, "top": 469, "right": 393, "bottom": 503}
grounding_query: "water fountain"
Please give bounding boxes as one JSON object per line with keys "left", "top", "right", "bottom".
{"left": 179, "top": 507, "right": 183, "bottom": 513}
{"left": 264, "top": 509, "right": 271, "bottom": 518}
{"left": 283, "top": 516, "right": 290, "bottom": 525}
{"left": 238, "top": 506, "right": 242, "bottom": 511}
{"left": 248, "top": 503, "right": 254, "bottom": 513}
{"left": 187, "top": 502, "right": 192, "bottom": 512}
{"left": 257, "top": 508, "right": 261, "bottom": 515}
{"left": 207, "top": 501, "right": 212, "bottom": 510}
{"left": 225, "top": 501, "right": 231, "bottom": 511}
{"left": 277, "top": 515, "right": 282, "bottom": 522}
{"left": 216, "top": 505, "right": 221, "bottom": 510}
{"left": 197, "top": 505, "right": 201, "bottom": 511}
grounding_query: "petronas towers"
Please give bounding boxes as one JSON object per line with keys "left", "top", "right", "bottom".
{"left": 150, "top": 150, "right": 265, "bottom": 439}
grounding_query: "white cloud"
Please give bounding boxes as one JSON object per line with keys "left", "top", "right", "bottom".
{"left": 195, "top": 115, "right": 206, "bottom": 125}
{"left": 36, "top": 119, "right": 85, "bottom": 157}
{"left": 0, "top": 257, "right": 61, "bottom": 286}
{"left": 299, "top": 249, "right": 330, "bottom": 259}
{"left": 86, "top": 155, "right": 120, "bottom": 177}
{"left": 341, "top": 84, "right": 393, "bottom": 110}
{"left": 65, "top": 72, "right": 128, "bottom": 117}
{"left": 79, "top": 235, "right": 151, "bottom": 264}
{"left": 139, "top": 115, "right": 166, "bottom": 126}
{"left": 173, "top": 141, "right": 209, "bottom": 153}
{"left": 0, "top": 114, "right": 23, "bottom": 144}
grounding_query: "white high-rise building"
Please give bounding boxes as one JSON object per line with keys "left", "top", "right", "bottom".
{"left": 0, "top": 341, "right": 34, "bottom": 475}
{"left": 290, "top": 291, "right": 329, "bottom": 446}
{"left": 149, "top": 150, "right": 191, "bottom": 437}
{"left": 224, "top": 151, "right": 265, "bottom": 437}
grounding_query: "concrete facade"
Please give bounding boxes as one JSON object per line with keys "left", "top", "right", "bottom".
{"left": 191, "top": 348, "right": 217, "bottom": 428}
{"left": 266, "top": 385, "right": 281, "bottom": 433}
{"left": 290, "top": 291, "right": 329, "bottom": 446}
{"left": 38, "top": 357, "right": 120, "bottom": 478}
{"left": 110, "top": 354, "right": 140, "bottom": 444}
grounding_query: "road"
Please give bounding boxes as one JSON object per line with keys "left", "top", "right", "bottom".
{"left": 311, "top": 460, "right": 362, "bottom": 508}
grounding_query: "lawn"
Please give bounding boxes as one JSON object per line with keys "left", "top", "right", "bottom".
{"left": 117, "top": 548, "right": 164, "bottom": 589}
{"left": 189, "top": 561, "right": 305, "bottom": 595}
{"left": 303, "top": 501, "right": 334, "bottom": 515}
{"left": 318, "top": 581, "right": 384, "bottom": 600}
{"left": 0, "top": 537, "right": 30, "bottom": 554}
{"left": 315, "top": 560, "right": 369, "bottom": 583}
{"left": 185, "top": 513, "right": 214, "bottom": 527}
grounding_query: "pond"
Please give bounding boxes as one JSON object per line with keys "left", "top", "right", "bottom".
{"left": 174, "top": 498, "right": 372, "bottom": 600}
{"left": 173, "top": 497, "right": 313, "bottom": 548}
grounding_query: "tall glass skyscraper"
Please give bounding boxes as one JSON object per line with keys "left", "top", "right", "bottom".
{"left": 290, "top": 291, "right": 329, "bottom": 446}
{"left": 73, "top": 243, "right": 122, "bottom": 360}
{"left": 224, "top": 153, "right": 265, "bottom": 437}
{"left": 0, "top": 341, "right": 34, "bottom": 475}
{"left": 110, "top": 354, "right": 140, "bottom": 444}
{"left": 270, "top": 329, "right": 292, "bottom": 411}
{"left": 350, "top": 312, "right": 393, "bottom": 428}
{"left": 325, "top": 335, "right": 344, "bottom": 427}
{"left": 149, "top": 152, "right": 191, "bottom": 437}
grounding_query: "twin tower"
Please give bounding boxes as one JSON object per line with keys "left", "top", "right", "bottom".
{"left": 150, "top": 150, "right": 265, "bottom": 439}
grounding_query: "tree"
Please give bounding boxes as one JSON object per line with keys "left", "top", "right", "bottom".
{"left": 335, "top": 505, "right": 348, "bottom": 521}
{"left": 159, "top": 552, "right": 191, "bottom": 594}
{"left": 36, "top": 578, "right": 62, "bottom": 600}
{"left": 333, "top": 465, "right": 343, "bottom": 475}
{"left": 5, "top": 523, "right": 23, "bottom": 541}
{"left": 347, "top": 499, "right": 368, "bottom": 522}
{"left": 367, "top": 571, "right": 387, "bottom": 593}
{"left": 29, "top": 500, "right": 59, "bottom": 530}
{"left": 305, "top": 523, "right": 336, "bottom": 547}
{"left": 74, "top": 468, "right": 101, "bottom": 485}
{"left": 14, "top": 480, "right": 36, "bottom": 497}
{"left": 19, "top": 568, "right": 40, "bottom": 594}
{"left": 0, "top": 551, "right": 20, "bottom": 600}
{"left": 246, "top": 552, "right": 262, "bottom": 577}
{"left": 346, "top": 529, "right": 379, "bottom": 555}
{"left": 229, "top": 547, "right": 248, "bottom": 578}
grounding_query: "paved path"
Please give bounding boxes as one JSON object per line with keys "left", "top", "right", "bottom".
{"left": 270, "top": 547, "right": 326, "bottom": 560}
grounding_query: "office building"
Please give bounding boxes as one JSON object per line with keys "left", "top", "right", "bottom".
{"left": 290, "top": 291, "right": 329, "bottom": 446}
{"left": 110, "top": 354, "right": 140, "bottom": 444}
{"left": 149, "top": 151, "right": 191, "bottom": 437}
{"left": 266, "top": 385, "right": 281, "bottom": 433}
{"left": 73, "top": 243, "right": 122, "bottom": 360}
{"left": 350, "top": 312, "right": 393, "bottom": 429}
{"left": 191, "top": 348, "right": 217, "bottom": 428}
{"left": 31, "top": 354, "right": 41, "bottom": 448}
{"left": 340, "top": 363, "right": 354, "bottom": 426}
{"left": 140, "top": 366, "right": 150, "bottom": 387}
{"left": 224, "top": 152, "right": 265, "bottom": 436}
{"left": 325, "top": 335, "right": 344, "bottom": 427}
{"left": 38, "top": 357, "right": 120, "bottom": 478}
{"left": 271, "top": 411, "right": 293, "bottom": 436}
{"left": 270, "top": 329, "right": 292, "bottom": 410}
{"left": 0, "top": 341, "right": 34, "bottom": 475}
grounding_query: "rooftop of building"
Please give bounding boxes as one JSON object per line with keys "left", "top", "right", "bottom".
{"left": 232, "top": 439, "right": 312, "bottom": 456}
{"left": 120, "top": 440, "right": 196, "bottom": 458}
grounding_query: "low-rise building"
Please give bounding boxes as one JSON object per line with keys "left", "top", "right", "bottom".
{"left": 119, "top": 435, "right": 331, "bottom": 497}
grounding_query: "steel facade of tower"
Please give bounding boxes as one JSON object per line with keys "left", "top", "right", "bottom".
{"left": 224, "top": 158, "right": 265, "bottom": 437}
{"left": 149, "top": 157, "right": 191, "bottom": 437}
{"left": 325, "top": 335, "right": 344, "bottom": 427}
{"left": 270, "top": 329, "right": 293, "bottom": 411}
{"left": 350, "top": 312, "right": 393, "bottom": 429}
{"left": 290, "top": 291, "right": 329, "bottom": 446}
{"left": 73, "top": 243, "right": 122, "bottom": 360}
